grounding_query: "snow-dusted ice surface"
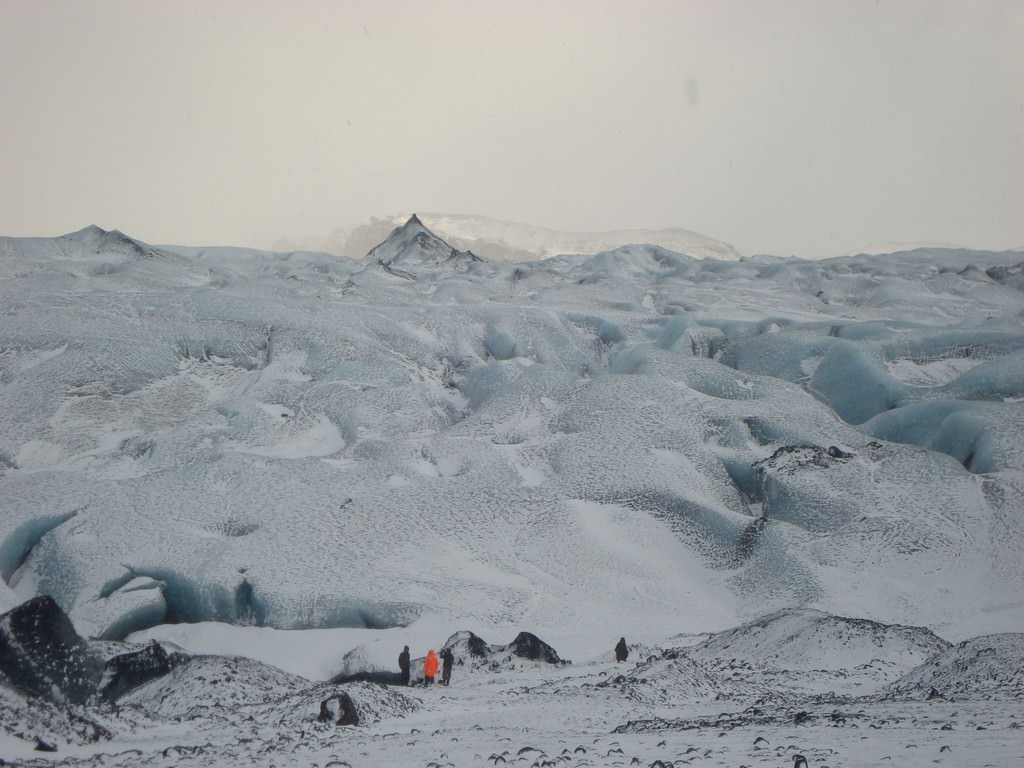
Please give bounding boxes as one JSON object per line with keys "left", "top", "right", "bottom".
{"left": 1, "top": 221, "right": 1023, "bottom": 765}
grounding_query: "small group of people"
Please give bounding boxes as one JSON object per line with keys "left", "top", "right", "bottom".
{"left": 395, "top": 637, "right": 628, "bottom": 688}
{"left": 398, "top": 645, "right": 455, "bottom": 686}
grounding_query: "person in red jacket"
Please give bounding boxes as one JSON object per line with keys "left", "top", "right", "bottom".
{"left": 423, "top": 649, "right": 439, "bottom": 685}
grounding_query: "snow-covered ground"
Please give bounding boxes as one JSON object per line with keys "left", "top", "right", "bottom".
{"left": 2, "top": 603, "right": 1021, "bottom": 767}
{"left": 1, "top": 219, "right": 1022, "bottom": 765}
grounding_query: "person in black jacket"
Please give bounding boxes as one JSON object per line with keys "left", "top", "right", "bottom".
{"left": 440, "top": 647, "right": 455, "bottom": 686}
{"left": 614, "top": 637, "right": 629, "bottom": 662}
{"left": 398, "top": 645, "right": 411, "bottom": 686}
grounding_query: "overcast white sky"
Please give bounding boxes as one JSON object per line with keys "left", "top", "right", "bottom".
{"left": 1, "top": 0, "right": 1021, "bottom": 257}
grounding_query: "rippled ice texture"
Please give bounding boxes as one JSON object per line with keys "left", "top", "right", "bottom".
{"left": 1, "top": 223, "right": 1022, "bottom": 651}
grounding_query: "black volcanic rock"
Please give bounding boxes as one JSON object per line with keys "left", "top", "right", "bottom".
{"left": 442, "top": 629, "right": 565, "bottom": 669}
{"left": 0, "top": 596, "right": 104, "bottom": 703}
{"left": 99, "top": 639, "right": 172, "bottom": 702}
{"left": 318, "top": 691, "right": 359, "bottom": 725}
{"left": 329, "top": 669, "right": 403, "bottom": 686}
{"left": 446, "top": 629, "right": 492, "bottom": 659}
{"left": 503, "top": 631, "right": 562, "bottom": 664}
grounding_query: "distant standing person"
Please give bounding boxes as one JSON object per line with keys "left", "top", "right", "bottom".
{"left": 423, "top": 648, "right": 439, "bottom": 685}
{"left": 398, "top": 645, "right": 411, "bottom": 686}
{"left": 615, "top": 637, "right": 629, "bottom": 662}
{"left": 440, "top": 647, "right": 454, "bottom": 686}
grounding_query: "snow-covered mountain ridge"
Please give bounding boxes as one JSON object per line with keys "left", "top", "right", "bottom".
{"left": 365, "top": 214, "right": 482, "bottom": 273}
{"left": 279, "top": 211, "right": 744, "bottom": 262}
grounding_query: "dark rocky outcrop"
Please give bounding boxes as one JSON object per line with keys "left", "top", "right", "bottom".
{"left": 366, "top": 214, "right": 484, "bottom": 275}
{"left": 442, "top": 629, "right": 566, "bottom": 669}
{"left": 318, "top": 691, "right": 359, "bottom": 725}
{"left": 328, "top": 669, "right": 403, "bottom": 686}
{"left": 985, "top": 262, "right": 1024, "bottom": 289}
{"left": 503, "top": 631, "right": 562, "bottom": 664}
{"left": 99, "top": 639, "right": 172, "bottom": 702}
{"left": 753, "top": 444, "right": 853, "bottom": 476}
{"left": 0, "top": 596, "right": 104, "bottom": 704}
{"left": 445, "top": 629, "right": 494, "bottom": 660}
{"left": 0, "top": 596, "right": 174, "bottom": 705}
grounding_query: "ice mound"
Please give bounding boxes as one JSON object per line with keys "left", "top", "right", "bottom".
{"left": 885, "top": 633, "right": 1024, "bottom": 701}
{"left": 118, "top": 654, "right": 314, "bottom": 719}
{"left": 687, "top": 608, "right": 950, "bottom": 671}
{"left": 595, "top": 648, "right": 739, "bottom": 705}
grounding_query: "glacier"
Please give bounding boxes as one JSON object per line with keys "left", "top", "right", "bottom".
{"left": 1, "top": 216, "right": 1023, "bottom": 766}
{"left": 0, "top": 218, "right": 1022, "bottom": 649}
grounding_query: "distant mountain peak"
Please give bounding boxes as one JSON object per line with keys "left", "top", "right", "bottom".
{"left": 365, "top": 214, "right": 483, "bottom": 275}
{"left": 325, "top": 213, "right": 742, "bottom": 262}
{"left": 67, "top": 224, "right": 108, "bottom": 239}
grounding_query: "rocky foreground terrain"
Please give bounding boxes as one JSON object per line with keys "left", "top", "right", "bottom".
{"left": 2, "top": 596, "right": 1021, "bottom": 767}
